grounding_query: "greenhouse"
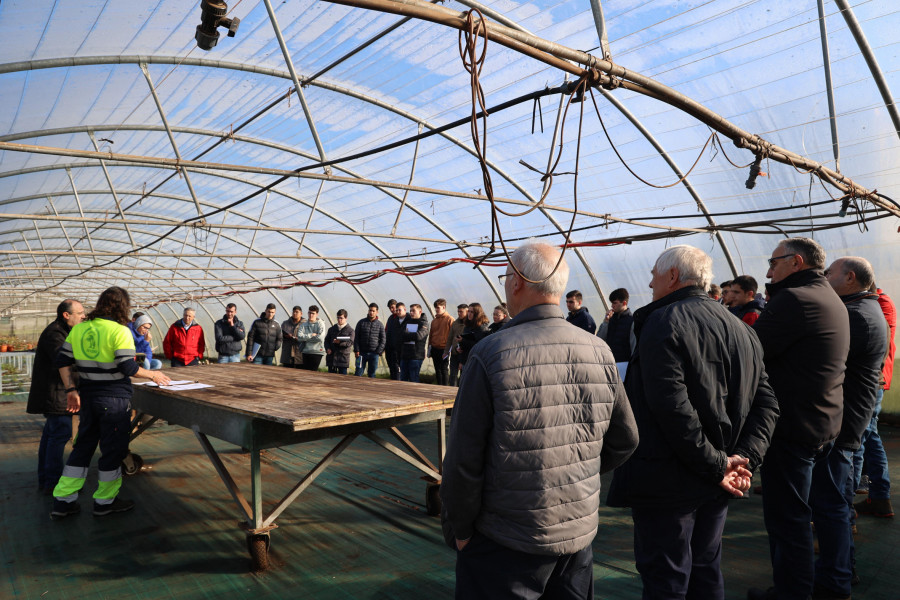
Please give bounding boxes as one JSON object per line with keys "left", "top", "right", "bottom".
{"left": 0, "top": 0, "right": 898, "bottom": 598}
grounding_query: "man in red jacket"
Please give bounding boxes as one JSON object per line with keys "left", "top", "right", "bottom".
{"left": 163, "top": 307, "right": 205, "bottom": 367}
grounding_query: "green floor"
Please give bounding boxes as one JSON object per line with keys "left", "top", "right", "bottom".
{"left": 1, "top": 399, "right": 897, "bottom": 599}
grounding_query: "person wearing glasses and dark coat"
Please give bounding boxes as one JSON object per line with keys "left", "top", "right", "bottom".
{"left": 747, "top": 237, "right": 850, "bottom": 600}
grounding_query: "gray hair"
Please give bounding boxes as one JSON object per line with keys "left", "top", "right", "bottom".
{"left": 780, "top": 237, "right": 826, "bottom": 269}
{"left": 510, "top": 240, "right": 569, "bottom": 297}
{"left": 839, "top": 256, "right": 875, "bottom": 290}
{"left": 654, "top": 245, "right": 713, "bottom": 291}
{"left": 183, "top": 307, "right": 196, "bottom": 316}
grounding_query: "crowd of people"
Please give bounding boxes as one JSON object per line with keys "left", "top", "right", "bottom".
{"left": 23, "top": 235, "right": 895, "bottom": 600}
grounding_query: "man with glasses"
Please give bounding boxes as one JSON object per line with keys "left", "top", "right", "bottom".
{"left": 748, "top": 238, "right": 850, "bottom": 600}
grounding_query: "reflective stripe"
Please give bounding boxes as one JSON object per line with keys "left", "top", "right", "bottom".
{"left": 114, "top": 349, "right": 134, "bottom": 358}
{"left": 77, "top": 371, "right": 127, "bottom": 381}
{"left": 73, "top": 358, "right": 120, "bottom": 370}
{"left": 61, "top": 465, "right": 89, "bottom": 479}
{"left": 114, "top": 356, "right": 135, "bottom": 365}
{"left": 98, "top": 467, "right": 122, "bottom": 482}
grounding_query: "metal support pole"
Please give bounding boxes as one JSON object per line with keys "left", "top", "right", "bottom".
{"left": 833, "top": 0, "right": 900, "bottom": 141}
{"left": 87, "top": 131, "right": 137, "bottom": 248}
{"left": 588, "top": 0, "right": 611, "bottom": 60}
{"left": 66, "top": 167, "right": 96, "bottom": 254}
{"left": 391, "top": 123, "right": 424, "bottom": 235}
{"left": 817, "top": 0, "right": 841, "bottom": 171}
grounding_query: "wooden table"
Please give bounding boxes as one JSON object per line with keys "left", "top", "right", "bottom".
{"left": 130, "top": 363, "right": 456, "bottom": 570}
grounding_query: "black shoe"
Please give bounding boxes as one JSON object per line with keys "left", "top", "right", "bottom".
{"left": 812, "top": 582, "right": 850, "bottom": 600}
{"left": 747, "top": 587, "right": 776, "bottom": 600}
{"left": 93, "top": 497, "right": 135, "bottom": 516}
{"left": 851, "top": 567, "right": 860, "bottom": 586}
{"left": 50, "top": 500, "right": 81, "bottom": 520}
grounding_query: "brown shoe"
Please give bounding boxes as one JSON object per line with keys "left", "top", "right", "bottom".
{"left": 854, "top": 497, "right": 894, "bottom": 517}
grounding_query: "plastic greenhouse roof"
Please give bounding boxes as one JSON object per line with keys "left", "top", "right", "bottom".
{"left": 1, "top": 0, "right": 898, "bottom": 327}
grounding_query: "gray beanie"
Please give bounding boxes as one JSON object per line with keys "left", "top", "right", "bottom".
{"left": 133, "top": 315, "right": 152, "bottom": 330}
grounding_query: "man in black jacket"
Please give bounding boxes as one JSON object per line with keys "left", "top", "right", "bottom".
{"left": 26, "top": 299, "right": 85, "bottom": 495}
{"left": 246, "top": 304, "right": 281, "bottom": 365}
{"left": 748, "top": 238, "right": 850, "bottom": 600}
{"left": 597, "top": 287, "right": 634, "bottom": 362}
{"left": 354, "top": 303, "right": 386, "bottom": 378}
{"left": 384, "top": 299, "right": 402, "bottom": 380}
{"left": 564, "top": 290, "right": 596, "bottom": 334}
{"left": 607, "top": 245, "right": 778, "bottom": 600}
{"left": 399, "top": 303, "right": 429, "bottom": 382}
{"left": 324, "top": 309, "right": 354, "bottom": 374}
{"left": 817, "top": 256, "right": 889, "bottom": 597}
{"left": 214, "top": 303, "right": 245, "bottom": 363}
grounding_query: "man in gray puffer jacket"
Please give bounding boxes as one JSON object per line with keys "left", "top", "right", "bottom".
{"left": 440, "top": 241, "right": 638, "bottom": 598}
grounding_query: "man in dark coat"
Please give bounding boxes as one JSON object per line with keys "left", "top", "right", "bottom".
{"left": 748, "top": 237, "right": 850, "bottom": 600}
{"left": 597, "top": 287, "right": 634, "bottom": 362}
{"left": 384, "top": 299, "right": 402, "bottom": 380}
{"left": 564, "top": 290, "right": 597, "bottom": 334}
{"left": 817, "top": 256, "right": 889, "bottom": 597}
{"left": 399, "top": 303, "right": 428, "bottom": 382}
{"left": 324, "top": 309, "right": 354, "bottom": 374}
{"left": 26, "top": 299, "right": 85, "bottom": 495}
{"left": 607, "top": 245, "right": 778, "bottom": 600}
{"left": 354, "top": 303, "right": 386, "bottom": 378}
{"left": 246, "top": 304, "right": 282, "bottom": 365}
{"left": 214, "top": 303, "right": 245, "bottom": 363}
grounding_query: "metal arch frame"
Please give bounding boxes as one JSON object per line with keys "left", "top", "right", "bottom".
{"left": 0, "top": 123, "right": 505, "bottom": 307}
{"left": 3, "top": 201, "right": 341, "bottom": 323}
{"left": 86, "top": 131, "right": 137, "bottom": 249}
{"left": 0, "top": 55, "right": 595, "bottom": 299}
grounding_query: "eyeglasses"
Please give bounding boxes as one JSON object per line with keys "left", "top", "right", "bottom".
{"left": 498, "top": 273, "right": 511, "bottom": 283}
{"left": 767, "top": 253, "right": 796, "bottom": 268}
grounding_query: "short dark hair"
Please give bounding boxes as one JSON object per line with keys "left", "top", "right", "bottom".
{"left": 266, "top": 303, "right": 276, "bottom": 311}
{"left": 87, "top": 287, "right": 131, "bottom": 325}
{"left": 781, "top": 237, "right": 826, "bottom": 269}
{"left": 719, "top": 280, "right": 733, "bottom": 289}
{"left": 409, "top": 303, "right": 422, "bottom": 312}
{"left": 337, "top": 309, "right": 348, "bottom": 318}
{"left": 308, "top": 305, "right": 319, "bottom": 313}
{"left": 494, "top": 305, "right": 509, "bottom": 317}
{"left": 434, "top": 298, "right": 446, "bottom": 308}
{"left": 368, "top": 302, "right": 379, "bottom": 310}
{"left": 731, "top": 275, "right": 758, "bottom": 294}
{"left": 226, "top": 303, "right": 237, "bottom": 310}
{"left": 457, "top": 303, "right": 468, "bottom": 310}
{"left": 566, "top": 290, "right": 582, "bottom": 301}
{"left": 292, "top": 305, "right": 303, "bottom": 312}
{"left": 609, "top": 288, "right": 629, "bottom": 303}
{"left": 131, "top": 311, "right": 145, "bottom": 321}
{"left": 387, "top": 299, "right": 397, "bottom": 308}
{"left": 58, "top": 299, "right": 79, "bottom": 321}
{"left": 395, "top": 302, "right": 406, "bottom": 309}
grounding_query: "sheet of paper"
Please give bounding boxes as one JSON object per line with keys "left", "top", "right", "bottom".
{"left": 406, "top": 324, "right": 418, "bottom": 333}
{"left": 160, "top": 382, "right": 213, "bottom": 391}
{"left": 135, "top": 380, "right": 194, "bottom": 387}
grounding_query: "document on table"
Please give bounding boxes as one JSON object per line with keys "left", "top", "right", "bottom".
{"left": 134, "top": 380, "right": 193, "bottom": 386}
{"left": 135, "top": 380, "right": 214, "bottom": 390}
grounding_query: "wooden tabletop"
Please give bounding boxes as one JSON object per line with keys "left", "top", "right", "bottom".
{"left": 133, "top": 363, "right": 457, "bottom": 432}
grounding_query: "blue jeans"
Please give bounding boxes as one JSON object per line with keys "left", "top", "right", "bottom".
{"left": 142, "top": 357, "right": 163, "bottom": 370}
{"left": 761, "top": 437, "right": 832, "bottom": 600}
{"left": 38, "top": 414, "right": 72, "bottom": 492}
{"left": 400, "top": 359, "right": 422, "bottom": 383}
{"left": 253, "top": 355, "right": 274, "bottom": 365}
{"left": 329, "top": 366, "right": 348, "bottom": 375}
{"left": 811, "top": 446, "right": 853, "bottom": 595}
{"left": 853, "top": 388, "right": 890, "bottom": 499}
{"left": 217, "top": 353, "right": 241, "bottom": 363}
{"left": 356, "top": 352, "right": 379, "bottom": 378}
{"left": 455, "top": 531, "right": 593, "bottom": 599}
{"left": 632, "top": 496, "right": 728, "bottom": 600}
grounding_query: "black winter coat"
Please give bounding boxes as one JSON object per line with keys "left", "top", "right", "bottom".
{"left": 26, "top": 318, "right": 73, "bottom": 415}
{"left": 399, "top": 314, "right": 429, "bottom": 360}
{"left": 602, "top": 309, "right": 634, "bottom": 362}
{"left": 385, "top": 314, "right": 403, "bottom": 356}
{"left": 214, "top": 316, "right": 245, "bottom": 356}
{"left": 566, "top": 307, "right": 597, "bottom": 334}
{"left": 324, "top": 323, "right": 355, "bottom": 368}
{"left": 354, "top": 317, "right": 386, "bottom": 354}
{"left": 247, "top": 317, "right": 282, "bottom": 358}
{"left": 753, "top": 269, "right": 850, "bottom": 448}
{"left": 835, "top": 291, "right": 889, "bottom": 450}
{"left": 607, "top": 286, "right": 779, "bottom": 509}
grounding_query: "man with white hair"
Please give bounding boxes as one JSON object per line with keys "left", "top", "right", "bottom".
{"left": 748, "top": 237, "right": 850, "bottom": 600}
{"left": 607, "top": 245, "right": 779, "bottom": 600}
{"left": 163, "top": 307, "right": 205, "bottom": 367}
{"left": 440, "top": 240, "right": 639, "bottom": 599}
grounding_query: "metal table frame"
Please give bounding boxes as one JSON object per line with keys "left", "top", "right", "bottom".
{"left": 130, "top": 386, "right": 448, "bottom": 570}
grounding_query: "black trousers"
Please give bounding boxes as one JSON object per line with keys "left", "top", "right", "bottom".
{"left": 455, "top": 532, "right": 593, "bottom": 599}
{"left": 431, "top": 349, "right": 449, "bottom": 385}
{"left": 385, "top": 349, "right": 400, "bottom": 380}
{"left": 301, "top": 354, "right": 323, "bottom": 371}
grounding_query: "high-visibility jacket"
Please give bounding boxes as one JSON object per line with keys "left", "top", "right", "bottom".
{"left": 56, "top": 317, "right": 139, "bottom": 398}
